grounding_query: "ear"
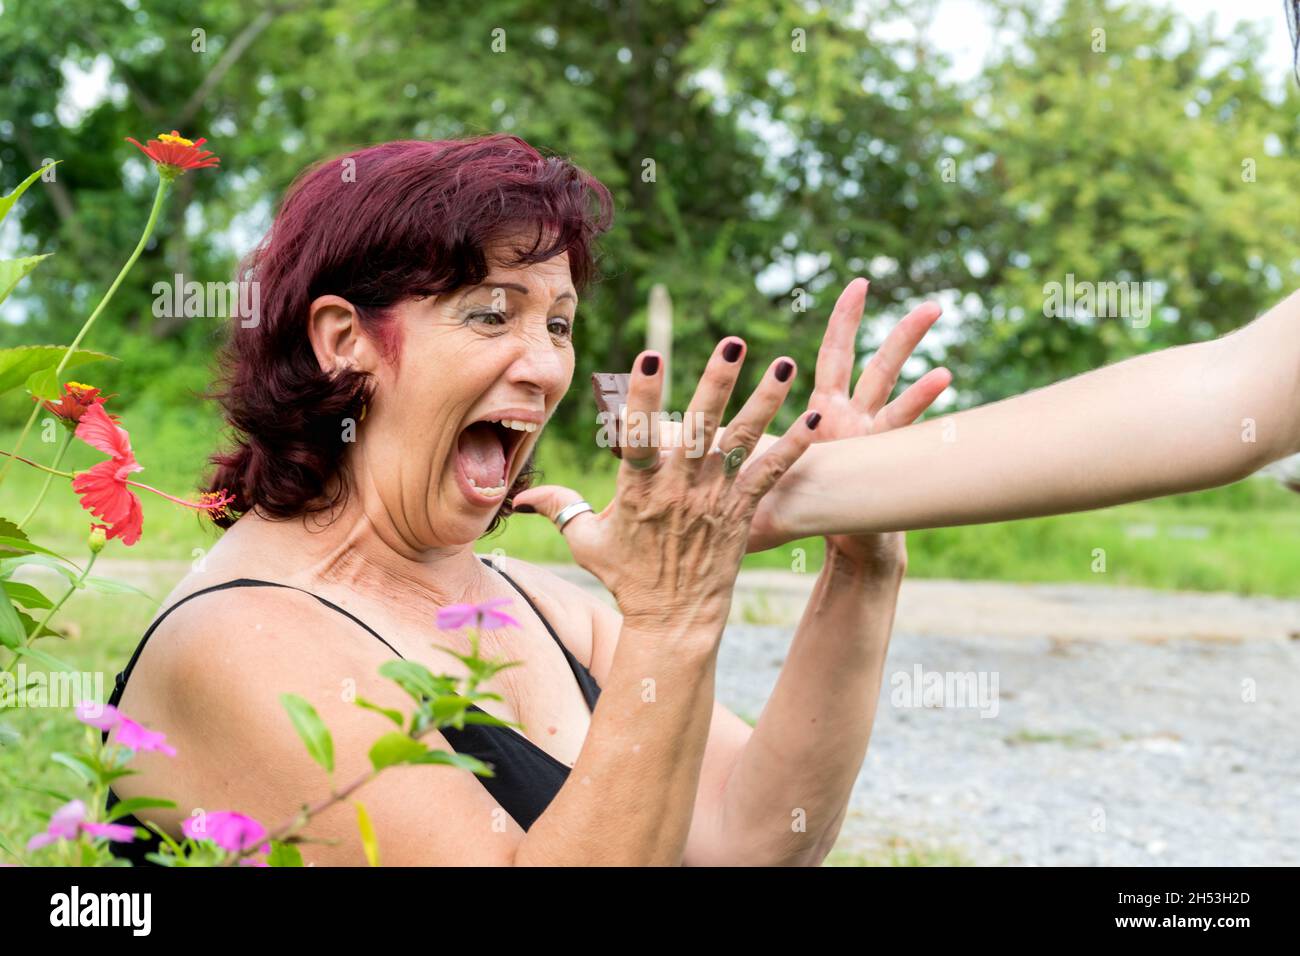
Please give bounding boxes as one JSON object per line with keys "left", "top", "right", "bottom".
{"left": 307, "top": 295, "right": 380, "bottom": 376}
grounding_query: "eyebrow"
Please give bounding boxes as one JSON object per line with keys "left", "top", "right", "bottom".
{"left": 477, "top": 280, "right": 576, "bottom": 304}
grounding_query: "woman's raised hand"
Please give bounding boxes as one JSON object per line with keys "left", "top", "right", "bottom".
{"left": 745, "top": 278, "right": 951, "bottom": 553}
{"left": 513, "top": 338, "right": 819, "bottom": 630}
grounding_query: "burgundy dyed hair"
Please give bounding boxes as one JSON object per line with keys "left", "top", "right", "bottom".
{"left": 203, "top": 134, "right": 614, "bottom": 531}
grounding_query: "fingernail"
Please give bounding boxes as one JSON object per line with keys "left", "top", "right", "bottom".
{"left": 806, "top": 411, "right": 822, "bottom": 430}
{"left": 641, "top": 354, "right": 660, "bottom": 375}
{"left": 722, "top": 340, "right": 743, "bottom": 363}
{"left": 775, "top": 359, "right": 794, "bottom": 382}
{"left": 512, "top": 502, "right": 536, "bottom": 513}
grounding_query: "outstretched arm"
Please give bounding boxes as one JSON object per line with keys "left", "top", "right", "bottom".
{"left": 751, "top": 288, "right": 1300, "bottom": 548}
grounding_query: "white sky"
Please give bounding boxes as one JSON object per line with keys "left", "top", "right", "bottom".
{"left": 921, "top": 0, "right": 1294, "bottom": 86}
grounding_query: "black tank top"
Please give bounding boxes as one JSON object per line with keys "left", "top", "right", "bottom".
{"left": 102, "top": 557, "right": 601, "bottom": 865}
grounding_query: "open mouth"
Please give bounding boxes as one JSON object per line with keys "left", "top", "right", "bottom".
{"left": 454, "top": 415, "right": 537, "bottom": 503}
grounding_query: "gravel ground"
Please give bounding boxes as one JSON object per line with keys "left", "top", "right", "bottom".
{"left": 87, "top": 560, "right": 1300, "bottom": 866}
{"left": 714, "top": 622, "right": 1300, "bottom": 866}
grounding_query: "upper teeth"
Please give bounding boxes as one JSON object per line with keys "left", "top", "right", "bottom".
{"left": 495, "top": 419, "right": 538, "bottom": 432}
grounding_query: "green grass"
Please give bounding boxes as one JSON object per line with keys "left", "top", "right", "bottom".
{"left": 2, "top": 396, "right": 1298, "bottom": 595}
{"left": 0, "top": 586, "right": 161, "bottom": 863}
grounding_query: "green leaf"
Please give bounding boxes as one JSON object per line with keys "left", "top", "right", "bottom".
{"left": 23, "top": 364, "right": 60, "bottom": 401}
{"left": 0, "top": 346, "right": 115, "bottom": 399}
{"left": 81, "top": 576, "right": 154, "bottom": 599}
{"left": 378, "top": 659, "right": 456, "bottom": 702}
{"left": 0, "top": 255, "right": 52, "bottom": 308}
{"left": 367, "top": 732, "right": 428, "bottom": 771}
{"left": 0, "top": 163, "right": 58, "bottom": 225}
{"left": 16, "top": 607, "right": 61, "bottom": 641}
{"left": 412, "top": 749, "right": 493, "bottom": 775}
{"left": 0, "top": 536, "right": 73, "bottom": 563}
{"left": 0, "top": 553, "right": 83, "bottom": 582}
{"left": 280, "top": 693, "right": 334, "bottom": 774}
{"left": 267, "top": 841, "right": 304, "bottom": 867}
{"left": 355, "top": 802, "right": 379, "bottom": 867}
{"left": 353, "top": 696, "right": 404, "bottom": 726}
{"left": 50, "top": 751, "right": 97, "bottom": 787}
{"left": 0, "top": 518, "right": 27, "bottom": 545}
{"left": 10, "top": 644, "right": 74, "bottom": 671}
{"left": 2, "top": 581, "right": 53, "bottom": 610}
{"left": 106, "top": 797, "right": 176, "bottom": 822}
{"left": 367, "top": 732, "right": 492, "bottom": 775}
{"left": 0, "top": 595, "right": 24, "bottom": 649}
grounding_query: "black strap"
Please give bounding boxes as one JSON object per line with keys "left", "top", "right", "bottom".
{"left": 110, "top": 557, "right": 597, "bottom": 712}
{"left": 486, "top": 559, "right": 601, "bottom": 709}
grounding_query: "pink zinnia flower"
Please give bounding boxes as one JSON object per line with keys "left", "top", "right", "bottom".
{"left": 182, "top": 811, "right": 270, "bottom": 855}
{"left": 436, "top": 597, "right": 520, "bottom": 631}
{"left": 26, "top": 799, "right": 136, "bottom": 851}
{"left": 76, "top": 700, "right": 177, "bottom": 757}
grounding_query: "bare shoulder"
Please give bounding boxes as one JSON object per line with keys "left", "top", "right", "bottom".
{"left": 114, "top": 577, "right": 523, "bottom": 865}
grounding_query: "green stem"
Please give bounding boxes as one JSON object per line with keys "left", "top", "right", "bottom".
{"left": 18, "top": 431, "right": 74, "bottom": 529}
{"left": 1, "top": 551, "right": 97, "bottom": 678}
{"left": 0, "top": 176, "right": 171, "bottom": 491}
{"left": 0, "top": 449, "right": 73, "bottom": 479}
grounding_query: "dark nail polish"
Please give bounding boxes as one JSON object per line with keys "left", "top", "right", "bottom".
{"left": 512, "top": 502, "right": 536, "bottom": 513}
{"left": 641, "top": 354, "right": 660, "bottom": 375}
{"left": 807, "top": 411, "right": 822, "bottom": 430}
{"left": 775, "top": 360, "right": 794, "bottom": 382}
{"left": 722, "top": 340, "right": 743, "bottom": 363}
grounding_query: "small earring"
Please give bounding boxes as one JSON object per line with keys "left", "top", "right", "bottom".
{"left": 359, "top": 401, "right": 368, "bottom": 421}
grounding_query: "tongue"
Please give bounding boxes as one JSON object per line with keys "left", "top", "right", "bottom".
{"left": 457, "top": 422, "right": 506, "bottom": 489}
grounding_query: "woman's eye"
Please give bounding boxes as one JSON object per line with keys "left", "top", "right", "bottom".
{"left": 467, "top": 310, "right": 509, "bottom": 329}
{"left": 548, "top": 317, "right": 573, "bottom": 339}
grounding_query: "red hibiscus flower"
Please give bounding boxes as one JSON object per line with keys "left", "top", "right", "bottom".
{"left": 125, "top": 130, "right": 220, "bottom": 178}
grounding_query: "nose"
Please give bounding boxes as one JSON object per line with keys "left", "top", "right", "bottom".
{"left": 502, "top": 326, "right": 570, "bottom": 396}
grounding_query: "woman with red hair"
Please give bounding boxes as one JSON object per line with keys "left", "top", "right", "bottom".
{"left": 104, "top": 134, "right": 941, "bottom": 866}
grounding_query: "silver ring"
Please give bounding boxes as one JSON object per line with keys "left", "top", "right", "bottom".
{"left": 720, "top": 445, "right": 749, "bottom": 478}
{"left": 553, "top": 500, "right": 593, "bottom": 532}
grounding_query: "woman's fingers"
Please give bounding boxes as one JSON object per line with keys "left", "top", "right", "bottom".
{"left": 876, "top": 367, "right": 952, "bottom": 432}
{"left": 735, "top": 410, "right": 822, "bottom": 501}
{"left": 621, "top": 351, "right": 665, "bottom": 473}
{"left": 715, "top": 357, "right": 798, "bottom": 462}
{"left": 509, "top": 484, "right": 600, "bottom": 556}
{"left": 852, "top": 301, "right": 943, "bottom": 413}
{"left": 814, "top": 278, "right": 869, "bottom": 396}
{"left": 681, "top": 336, "right": 747, "bottom": 467}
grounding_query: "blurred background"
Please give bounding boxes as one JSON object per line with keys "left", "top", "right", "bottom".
{"left": 1, "top": 0, "right": 1298, "bottom": 866}
{"left": 3, "top": 0, "right": 1299, "bottom": 589}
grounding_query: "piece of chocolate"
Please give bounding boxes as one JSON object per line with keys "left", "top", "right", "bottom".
{"left": 592, "top": 371, "right": 630, "bottom": 458}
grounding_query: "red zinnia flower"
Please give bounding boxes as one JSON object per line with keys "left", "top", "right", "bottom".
{"left": 71, "top": 405, "right": 237, "bottom": 547}
{"left": 34, "top": 381, "right": 118, "bottom": 429}
{"left": 125, "top": 130, "right": 220, "bottom": 178}
{"left": 72, "top": 404, "right": 145, "bottom": 546}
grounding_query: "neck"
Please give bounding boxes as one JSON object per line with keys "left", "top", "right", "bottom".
{"left": 230, "top": 464, "right": 494, "bottom": 610}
